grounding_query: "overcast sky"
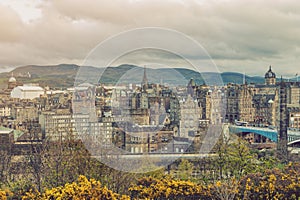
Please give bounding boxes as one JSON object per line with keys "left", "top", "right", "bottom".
{"left": 0, "top": 0, "right": 300, "bottom": 77}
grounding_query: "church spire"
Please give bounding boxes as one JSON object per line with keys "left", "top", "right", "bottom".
{"left": 142, "top": 65, "right": 148, "bottom": 91}
{"left": 142, "top": 65, "right": 148, "bottom": 84}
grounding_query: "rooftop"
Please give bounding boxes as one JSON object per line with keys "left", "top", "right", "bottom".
{"left": 17, "top": 85, "right": 44, "bottom": 91}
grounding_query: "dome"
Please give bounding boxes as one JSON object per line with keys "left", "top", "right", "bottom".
{"left": 265, "top": 66, "right": 276, "bottom": 78}
{"left": 8, "top": 76, "right": 16, "bottom": 83}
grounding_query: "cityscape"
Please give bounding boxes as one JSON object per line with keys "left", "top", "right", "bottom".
{"left": 1, "top": 0, "right": 300, "bottom": 199}
{"left": 1, "top": 64, "right": 300, "bottom": 198}
{"left": 1, "top": 65, "right": 300, "bottom": 154}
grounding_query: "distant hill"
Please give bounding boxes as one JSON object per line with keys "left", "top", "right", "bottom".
{"left": 0, "top": 64, "right": 270, "bottom": 88}
{"left": 0, "top": 64, "right": 80, "bottom": 89}
{"left": 221, "top": 72, "right": 265, "bottom": 84}
{"left": 12, "top": 64, "right": 79, "bottom": 77}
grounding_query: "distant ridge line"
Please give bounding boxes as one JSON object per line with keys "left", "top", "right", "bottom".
{"left": 0, "top": 64, "right": 269, "bottom": 88}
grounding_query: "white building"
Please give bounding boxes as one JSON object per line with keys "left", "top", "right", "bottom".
{"left": 11, "top": 84, "right": 44, "bottom": 100}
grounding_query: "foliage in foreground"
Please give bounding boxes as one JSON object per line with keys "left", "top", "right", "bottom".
{"left": 1, "top": 136, "right": 300, "bottom": 199}
{"left": 0, "top": 188, "right": 12, "bottom": 200}
{"left": 22, "top": 175, "right": 129, "bottom": 200}
{"left": 1, "top": 163, "right": 300, "bottom": 200}
{"left": 129, "top": 176, "right": 211, "bottom": 199}
{"left": 129, "top": 163, "right": 300, "bottom": 200}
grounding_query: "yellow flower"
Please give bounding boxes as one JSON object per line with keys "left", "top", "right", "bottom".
{"left": 216, "top": 181, "right": 222, "bottom": 187}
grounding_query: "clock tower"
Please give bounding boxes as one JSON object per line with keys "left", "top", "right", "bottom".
{"left": 265, "top": 66, "right": 276, "bottom": 85}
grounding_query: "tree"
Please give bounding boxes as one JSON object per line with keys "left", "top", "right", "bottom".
{"left": 0, "top": 143, "right": 12, "bottom": 187}
{"left": 25, "top": 138, "right": 46, "bottom": 192}
{"left": 42, "top": 136, "right": 100, "bottom": 189}
{"left": 226, "top": 137, "right": 254, "bottom": 178}
{"left": 212, "top": 178, "right": 239, "bottom": 200}
{"left": 176, "top": 159, "right": 194, "bottom": 181}
{"left": 211, "top": 135, "right": 254, "bottom": 180}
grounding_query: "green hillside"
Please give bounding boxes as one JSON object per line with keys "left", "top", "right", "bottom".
{"left": 0, "top": 64, "right": 271, "bottom": 88}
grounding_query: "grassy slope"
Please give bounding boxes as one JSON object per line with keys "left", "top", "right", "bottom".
{"left": 0, "top": 64, "right": 269, "bottom": 88}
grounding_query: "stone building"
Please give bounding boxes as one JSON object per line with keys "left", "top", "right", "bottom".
{"left": 197, "top": 84, "right": 211, "bottom": 120}
{"left": 39, "top": 110, "right": 113, "bottom": 144}
{"left": 0, "top": 128, "right": 14, "bottom": 145}
{"left": 286, "top": 82, "right": 300, "bottom": 105}
{"left": 252, "top": 94, "right": 277, "bottom": 126}
{"left": 209, "top": 87, "right": 226, "bottom": 125}
{"left": 179, "top": 95, "right": 200, "bottom": 139}
{"left": 0, "top": 104, "right": 11, "bottom": 117}
{"left": 288, "top": 106, "right": 300, "bottom": 129}
{"left": 225, "top": 83, "right": 255, "bottom": 123}
{"left": 10, "top": 104, "right": 39, "bottom": 123}
{"left": 225, "top": 66, "right": 280, "bottom": 125}
{"left": 197, "top": 85, "right": 226, "bottom": 124}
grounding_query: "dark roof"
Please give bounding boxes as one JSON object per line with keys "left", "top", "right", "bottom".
{"left": 265, "top": 65, "right": 276, "bottom": 78}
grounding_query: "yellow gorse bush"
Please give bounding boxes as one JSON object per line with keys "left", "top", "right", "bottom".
{"left": 22, "top": 175, "right": 129, "bottom": 200}
{"left": 237, "top": 163, "right": 300, "bottom": 200}
{"left": 129, "top": 176, "right": 212, "bottom": 199}
{"left": 0, "top": 189, "right": 12, "bottom": 200}
{"left": 130, "top": 163, "right": 300, "bottom": 200}
{"left": 7, "top": 162, "right": 300, "bottom": 200}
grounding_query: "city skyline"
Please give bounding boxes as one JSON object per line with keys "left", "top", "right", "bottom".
{"left": 0, "top": 0, "right": 300, "bottom": 76}
{"left": 1, "top": 1, "right": 300, "bottom": 198}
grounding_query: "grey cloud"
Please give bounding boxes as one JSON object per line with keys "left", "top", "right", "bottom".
{"left": 0, "top": 0, "right": 300, "bottom": 76}
{"left": 0, "top": 5, "right": 24, "bottom": 42}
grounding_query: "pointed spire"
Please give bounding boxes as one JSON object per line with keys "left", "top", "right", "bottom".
{"left": 142, "top": 65, "right": 148, "bottom": 85}
{"left": 142, "top": 65, "right": 148, "bottom": 92}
